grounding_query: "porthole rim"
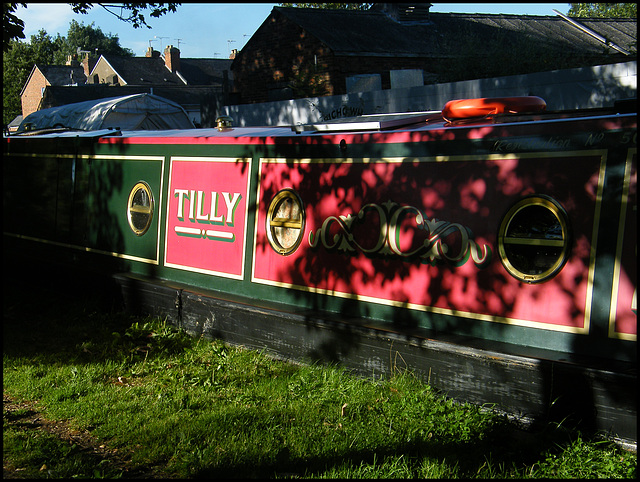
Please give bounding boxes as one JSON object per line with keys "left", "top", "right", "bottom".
{"left": 497, "top": 194, "right": 571, "bottom": 283}
{"left": 127, "top": 181, "right": 155, "bottom": 236}
{"left": 266, "top": 188, "right": 306, "bottom": 256}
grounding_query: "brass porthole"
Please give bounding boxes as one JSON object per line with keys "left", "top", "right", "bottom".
{"left": 266, "top": 189, "right": 305, "bottom": 255}
{"left": 498, "top": 195, "right": 571, "bottom": 283}
{"left": 127, "top": 181, "right": 154, "bottom": 236}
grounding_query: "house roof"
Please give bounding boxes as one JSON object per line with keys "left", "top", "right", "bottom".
{"left": 179, "top": 58, "right": 234, "bottom": 85}
{"left": 98, "top": 55, "right": 185, "bottom": 85}
{"left": 19, "top": 64, "right": 88, "bottom": 98}
{"left": 93, "top": 55, "right": 233, "bottom": 86}
{"left": 270, "top": 6, "right": 636, "bottom": 58}
{"left": 38, "top": 64, "right": 87, "bottom": 85}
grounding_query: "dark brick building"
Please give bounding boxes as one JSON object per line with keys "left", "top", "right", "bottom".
{"left": 231, "top": 4, "right": 636, "bottom": 104}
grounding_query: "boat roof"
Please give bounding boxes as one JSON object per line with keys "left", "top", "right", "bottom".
{"left": 5, "top": 100, "right": 635, "bottom": 144}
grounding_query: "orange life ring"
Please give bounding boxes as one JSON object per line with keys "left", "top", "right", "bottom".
{"left": 442, "top": 96, "right": 546, "bottom": 122}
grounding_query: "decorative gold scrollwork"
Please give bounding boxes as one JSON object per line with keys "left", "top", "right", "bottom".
{"left": 308, "top": 200, "right": 492, "bottom": 268}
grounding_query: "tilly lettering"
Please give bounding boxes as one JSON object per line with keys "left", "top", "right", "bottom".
{"left": 173, "top": 189, "right": 242, "bottom": 241}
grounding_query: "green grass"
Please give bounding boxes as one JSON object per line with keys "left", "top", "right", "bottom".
{"left": 3, "top": 284, "right": 636, "bottom": 479}
{"left": 3, "top": 427, "right": 125, "bottom": 479}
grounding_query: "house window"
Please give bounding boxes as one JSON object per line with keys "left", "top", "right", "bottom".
{"left": 93, "top": 74, "right": 99, "bottom": 84}
{"left": 346, "top": 74, "right": 381, "bottom": 93}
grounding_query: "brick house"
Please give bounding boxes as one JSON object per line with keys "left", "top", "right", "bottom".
{"left": 20, "top": 58, "right": 89, "bottom": 118}
{"left": 231, "top": 4, "right": 636, "bottom": 104}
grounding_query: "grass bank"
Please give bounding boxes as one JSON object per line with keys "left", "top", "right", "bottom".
{"left": 3, "top": 282, "right": 636, "bottom": 479}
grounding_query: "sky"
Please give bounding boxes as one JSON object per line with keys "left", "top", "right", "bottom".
{"left": 16, "top": 3, "right": 572, "bottom": 59}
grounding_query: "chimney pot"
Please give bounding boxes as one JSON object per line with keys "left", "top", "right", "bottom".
{"left": 81, "top": 54, "right": 97, "bottom": 80}
{"left": 146, "top": 47, "right": 161, "bottom": 58}
{"left": 164, "top": 44, "right": 180, "bottom": 73}
{"left": 66, "top": 54, "right": 80, "bottom": 67}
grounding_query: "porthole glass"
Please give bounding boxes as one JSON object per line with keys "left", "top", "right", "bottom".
{"left": 498, "top": 195, "right": 571, "bottom": 283}
{"left": 266, "top": 189, "right": 305, "bottom": 255}
{"left": 127, "top": 181, "right": 154, "bottom": 236}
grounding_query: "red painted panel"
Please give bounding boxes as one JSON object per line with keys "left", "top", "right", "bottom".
{"left": 165, "top": 158, "right": 250, "bottom": 279}
{"left": 253, "top": 154, "right": 603, "bottom": 330}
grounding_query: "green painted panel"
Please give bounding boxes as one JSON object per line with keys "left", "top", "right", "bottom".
{"left": 85, "top": 156, "right": 164, "bottom": 263}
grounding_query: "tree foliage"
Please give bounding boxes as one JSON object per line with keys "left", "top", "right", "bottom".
{"left": 3, "top": 3, "right": 27, "bottom": 50}
{"left": 567, "top": 3, "right": 637, "bottom": 18}
{"left": 53, "top": 19, "right": 134, "bottom": 63}
{"left": 3, "top": 3, "right": 180, "bottom": 52}
{"left": 69, "top": 3, "right": 180, "bottom": 28}
{"left": 3, "top": 37, "right": 40, "bottom": 126}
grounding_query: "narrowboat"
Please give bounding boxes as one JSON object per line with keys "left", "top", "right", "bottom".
{"left": 3, "top": 96, "right": 636, "bottom": 443}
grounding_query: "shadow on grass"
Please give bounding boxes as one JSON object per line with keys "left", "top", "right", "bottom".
{"left": 4, "top": 277, "right": 131, "bottom": 361}
{"left": 188, "top": 422, "right": 575, "bottom": 478}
